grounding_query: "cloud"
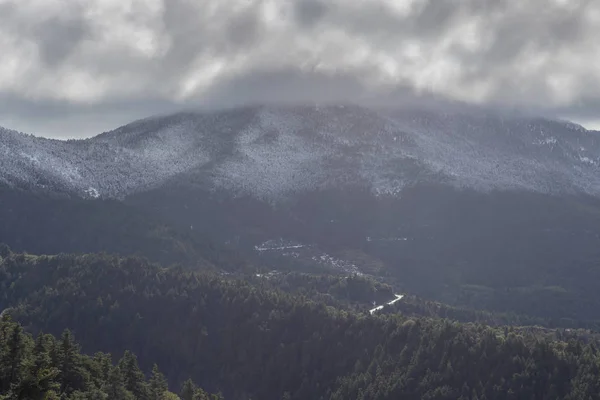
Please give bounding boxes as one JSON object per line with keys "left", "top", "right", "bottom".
{"left": 0, "top": 0, "right": 599, "bottom": 137}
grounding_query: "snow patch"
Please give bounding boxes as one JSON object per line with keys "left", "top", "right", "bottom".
{"left": 85, "top": 187, "right": 100, "bottom": 198}
{"left": 579, "top": 156, "right": 598, "bottom": 166}
{"left": 535, "top": 137, "right": 558, "bottom": 146}
{"left": 254, "top": 239, "right": 306, "bottom": 252}
{"left": 367, "top": 237, "right": 408, "bottom": 242}
{"left": 19, "top": 152, "right": 39, "bottom": 163}
{"left": 311, "top": 253, "right": 363, "bottom": 275}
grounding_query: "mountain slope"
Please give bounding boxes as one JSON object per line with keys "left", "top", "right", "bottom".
{"left": 4, "top": 104, "right": 600, "bottom": 323}
{"left": 0, "top": 184, "right": 251, "bottom": 271}
{"left": 3, "top": 249, "right": 600, "bottom": 400}
{"left": 0, "top": 316, "right": 216, "bottom": 400}
{"left": 1, "top": 105, "right": 599, "bottom": 199}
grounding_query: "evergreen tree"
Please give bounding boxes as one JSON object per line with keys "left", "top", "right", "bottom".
{"left": 0, "top": 243, "right": 10, "bottom": 259}
{"left": 1, "top": 324, "right": 28, "bottom": 393}
{"left": 58, "top": 329, "right": 87, "bottom": 395}
{"left": 106, "top": 366, "right": 135, "bottom": 400}
{"left": 119, "top": 350, "right": 150, "bottom": 400}
{"left": 0, "top": 319, "right": 214, "bottom": 400}
{"left": 150, "top": 363, "right": 168, "bottom": 400}
{"left": 181, "top": 378, "right": 196, "bottom": 400}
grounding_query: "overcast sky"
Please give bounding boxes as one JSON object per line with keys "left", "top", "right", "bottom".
{"left": 0, "top": 0, "right": 599, "bottom": 138}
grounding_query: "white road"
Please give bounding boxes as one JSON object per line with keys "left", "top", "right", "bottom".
{"left": 369, "top": 294, "right": 404, "bottom": 315}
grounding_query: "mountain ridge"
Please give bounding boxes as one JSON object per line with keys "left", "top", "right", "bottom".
{"left": 1, "top": 104, "right": 599, "bottom": 201}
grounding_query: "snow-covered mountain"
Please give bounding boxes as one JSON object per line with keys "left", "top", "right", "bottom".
{"left": 5, "top": 104, "right": 600, "bottom": 320}
{"left": 1, "top": 104, "right": 599, "bottom": 200}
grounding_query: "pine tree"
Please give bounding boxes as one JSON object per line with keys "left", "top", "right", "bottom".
{"left": 209, "top": 391, "right": 224, "bottom": 400}
{"left": 0, "top": 243, "right": 10, "bottom": 259}
{"left": 162, "top": 392, "right": 181, "bottom": 400}
{"left": 94, "top": 352, "right": 113, "bottom": 383}
{"left": 0, "top": 319, "right": 211, "bottom": 400}
{"left": 181, "top": 378, "right": 197, "bottom": 400}
{"left": 33, "top": 333, "right": 52, "bottom": 373}
{"left": 106, "top": 366, "right": 135, "bottom": 400}
{"left": 42, "top": 390, "right": 60, "bottom": 400}
{"left": 194, "top": 389, "right": 211, "bottom": 400}
{"left": 3, "top": 324, "right": 27, "bottom": 392}
{"left": 119, "top": 350, "right": 150, "bottom": 400}
{"left": 150, "top": 363, "right": 168, "bottom": 400}
{"left": 58, "top": 329, "right": 86, "bottom": 395}
{"left": 26, "top": 333, "right": 60, "bottom": 398}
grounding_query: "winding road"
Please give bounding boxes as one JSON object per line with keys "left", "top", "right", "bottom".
{"left": 369, "top": 294, "right": 404, "bottom": 315}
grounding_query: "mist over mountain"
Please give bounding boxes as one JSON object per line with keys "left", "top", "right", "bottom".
{"left": 1, "top": 104, "right": 598, "bottom": 200}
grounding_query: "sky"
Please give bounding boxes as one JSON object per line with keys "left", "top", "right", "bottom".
{"left": 1, "top": 0, "right": 600, "bottom": 138}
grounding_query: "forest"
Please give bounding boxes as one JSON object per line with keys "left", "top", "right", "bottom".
{"left": 3, "top": 247, "right": 600, "bottom": 399}
{"left": 0, "top": 316, "right": 218, "bottom": 399}
{"left": 7, "top": 182, "right": 600, "bottom": 331}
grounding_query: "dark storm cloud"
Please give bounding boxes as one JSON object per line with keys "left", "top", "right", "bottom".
{"left": 292, "top": 0, "right": 328, "bottom": 27}
{"left": 0, "top": 1, "right": 89, "bottom": 68}
{"left": 34, "top": 16, "right": 90, "bottom": 67}
{"left": 0, "top": 0, "right": 599, "bottom": 137}
{"left": 197, "top": 68, "right": 375, "bottom": 107}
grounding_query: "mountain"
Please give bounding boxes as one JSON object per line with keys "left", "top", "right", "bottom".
{"left": 5, "top": 105, "right": 600, "bottom": 398}
{"left": 3, "top": 104, "right": 600, "bottom": 324}
{"left": 1, "top": 104, "right": 598, "bottom": 199}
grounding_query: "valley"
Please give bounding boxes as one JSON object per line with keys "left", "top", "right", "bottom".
{"left": 4, "top": 105, "right": 600, "bottom": 325}
{"left": 3, "top": 104, "right": 600, "bottom": 398}
{"left": 3, "top": 249, "right": 600, "bottom": 399}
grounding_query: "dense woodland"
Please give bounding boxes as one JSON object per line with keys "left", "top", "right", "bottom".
{"left": 7, "top": 181, "right": 600, "bottom": 330}
{"left": 3, "top": 248, "right": 600, "bottom": 399}
{"left": 0, "top": 317, "right": 218, "bottom": 399}
{"left": 0, "top": 185, "right": 254, "bottom": 273}
{"left": 160, "top": 184, "right": 600, "bottom": 320}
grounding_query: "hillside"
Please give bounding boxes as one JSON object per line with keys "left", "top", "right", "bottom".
{"left": 3, "top": 249, "right": 600, "bottom": 399}
{"left": 1, "top": 105, "right": 599, "bottom": 199}
{"left": 0, "top": 184, "right": 253, "bottom": 272}
{"left": 0, "top": 315, "right": 217, "bottom": 400}
{"left": 3, "top": 104, "right": 600, "bottom": 327}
